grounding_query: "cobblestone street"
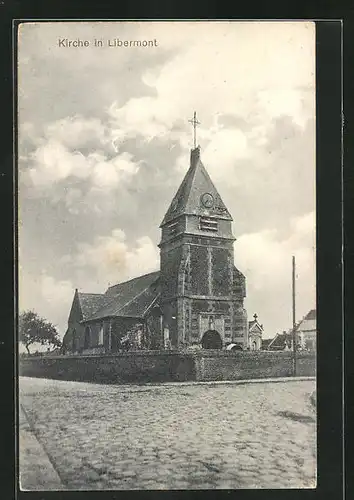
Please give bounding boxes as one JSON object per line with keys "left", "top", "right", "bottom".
{"left": 19, "top": 377, "right": 316, "bottom": 490}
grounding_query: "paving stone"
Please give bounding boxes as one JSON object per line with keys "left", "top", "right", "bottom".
{"left": 19, "top": 377, "right": 316, "bottom": 490}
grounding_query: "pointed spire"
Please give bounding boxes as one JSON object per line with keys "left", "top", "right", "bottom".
{"left": 160, "top": 146, "right": 232, "bottom": 227}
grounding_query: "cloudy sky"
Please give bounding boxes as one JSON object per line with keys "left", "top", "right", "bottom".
{"left": 18, "top": 21, "right": 316, "bottom": 340}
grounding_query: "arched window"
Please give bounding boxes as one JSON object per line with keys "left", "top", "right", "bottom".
{"left": 98, "top": 324, "right": 104, "bottom": 345}
{"left": 72, "top": 329, "right": 77, "bottom": 352}
{"left": 84, "top": 326, "right": 90, "bottom": 349}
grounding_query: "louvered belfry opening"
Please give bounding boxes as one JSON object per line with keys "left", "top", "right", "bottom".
{"left": 199, "top": 216, "right": 218, "bottom": 232}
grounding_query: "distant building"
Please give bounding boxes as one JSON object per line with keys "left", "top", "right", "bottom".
{"left": 265, "top": 309, "right": 316, "bottom": 352}
{"left": 267, "top": 331, "right": 293, "bottom": 351}
{"left": 63, "top": 145, "right": 248, "bottom": 354}
{"left": 261, "top": 338, "right": 273, "bottom": 350}
{"left": 248, "top": 313, "right": 264, "bottom": 350}
{"left": 296, "top": 309, "right": 316, "bottom": 351}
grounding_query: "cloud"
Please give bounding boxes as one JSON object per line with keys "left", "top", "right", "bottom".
{"left": 20, "top": 115, "right": 140, "bottom": 191}
{"left": 41, "top": 275, "right": 75, "bottom": 312}
{"left": 257, "top": 89, "right": 313, "bottom": 129}
{"left": 19, "top": 269, "right": 75, "bottom": 335}
{"left": 291, "top": 210, "right": 316, "bottom": 237}
{"left": 19, "top": 229, "right": 159, "bottom": 335}
{"left": 63, "top": 187, "right": 83, "bottom": 214}
{"left": 202, "top": 128, "right": 250, "bottom": 185}
{"left": 109, "top": 96, "right": 171, "bottom": 142}
{"left": 18, "top": 22, "right": 316, "bottom": 339}
{"left": 27, "top": 139, "right": 90, "bottom": 186}
{"left": 63, "top": 228, "right": 159, "bottom": 289}
{"left": 234, "top": 211, "right": 316, "bottom": 336}
{"left": 106, "top": 21, "right": 315, "bottom": 155}
{"left": 19, "top": 22, "right": 315, "bottom": 205}
{"left": 44, "top": 115, "right": 109, "bottom": 150}
{"left": 91, "top": 152, "right": 139, "bottom": 188}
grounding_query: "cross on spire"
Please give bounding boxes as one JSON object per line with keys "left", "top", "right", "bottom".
{"left": 188, "top": 111, "right": 200, "bottom": 149}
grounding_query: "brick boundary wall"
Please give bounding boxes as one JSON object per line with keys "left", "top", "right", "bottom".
{"left": 192, "top": 351, "right": 316, "bottom": 381}
{"left": 19, "top": 351, "right": 316, "bottom": 384}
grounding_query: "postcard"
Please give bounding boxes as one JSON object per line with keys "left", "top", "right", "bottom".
{"left": 18, "top": 20, "right": 316, "bottom": 490}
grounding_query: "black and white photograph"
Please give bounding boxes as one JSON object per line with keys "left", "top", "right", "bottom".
{"left": 18, "top": 20, "right": 316, "bottom": 490}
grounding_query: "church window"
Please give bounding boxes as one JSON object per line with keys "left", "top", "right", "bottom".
{"left": 98, "top": 324, "right": 104, "bottom": 345}
{"left": 199, "top": 217, "right": 218, "bottom": 232}
{"left": 84, "top": 326, "right": 90, "bottom": 349}
{"left": 72, "top": 329, "right": 77, "bottom": 352}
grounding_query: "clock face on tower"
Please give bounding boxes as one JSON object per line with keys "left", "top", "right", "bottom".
{"left": 201, "top": 192, "right": 214, "bottom": 209}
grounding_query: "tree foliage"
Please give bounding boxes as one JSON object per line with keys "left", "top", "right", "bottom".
{"left": 19, "top": 310, "right": 62, "bottom": 354}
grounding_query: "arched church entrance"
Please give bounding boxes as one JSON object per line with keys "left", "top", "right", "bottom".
{"left": 201, "top": 330, "right": 223, "bottom": 349}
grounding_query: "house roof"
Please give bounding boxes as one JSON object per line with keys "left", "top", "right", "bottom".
{"left": 268, "top": 332, "right": 293, "bottom": 350}
{"left": 262, "top": 339, "right": 273, "bottom": 349}
{"left": 266, "top": 309, "right": 317, "bottom": 349}
{"left": 77, "top": 293, "right": 112, "bottom": 321}
{"left": 85, "top": 271, "right": 160, "bottom": 321}
{"left": 160, "top": 147, "right": 232, "bottom": 226}
{"left": 296, "top": 309, "right": 316, "bottom": 332}
{"left": 304, "top": 309, "right": 316, "bottom": 320}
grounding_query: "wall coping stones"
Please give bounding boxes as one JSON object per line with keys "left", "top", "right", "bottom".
{"left": 20, "top": 349, "right": 316, "bottom": 360}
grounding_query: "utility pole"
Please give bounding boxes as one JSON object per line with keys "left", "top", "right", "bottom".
{"left": 292, "top": 255, "right": 297, "bottom": 376}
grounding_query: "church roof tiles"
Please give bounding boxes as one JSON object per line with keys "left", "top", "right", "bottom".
{"left": 77, "top": 293, "right": 112, "bottom": 321}
{"left": 83, "top": 271, "right": 160, "bottom": 322}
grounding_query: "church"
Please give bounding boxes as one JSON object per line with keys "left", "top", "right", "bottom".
{"left": 63, "top": 139, "right": 249, "bottom": 353}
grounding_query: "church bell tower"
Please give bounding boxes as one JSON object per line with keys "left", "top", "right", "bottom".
{"left": 159, "top": 126, "right": 247, "bottom": 349}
